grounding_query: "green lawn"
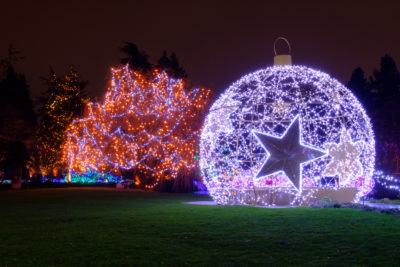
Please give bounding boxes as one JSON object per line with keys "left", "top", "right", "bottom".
{"left": 0, "top": 188, "right": 399, "bottom": 266}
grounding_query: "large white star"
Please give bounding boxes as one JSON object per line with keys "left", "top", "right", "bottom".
{"left": 323, "top": 130, "right": 364, "bottom": 186}
{"left": 253, "top": 115, "right": 326, "bottom": 192}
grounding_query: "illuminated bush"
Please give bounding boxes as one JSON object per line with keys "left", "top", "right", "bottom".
{"left": 63, "top": 65, "right": 210, "bottom": 187}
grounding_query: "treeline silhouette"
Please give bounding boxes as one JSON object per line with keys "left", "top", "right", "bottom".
{"left": 120, "top": 42, "right": 187, "bottom": 79}
{"left": 347, "top": 55, "right": 400, "bottom": 173}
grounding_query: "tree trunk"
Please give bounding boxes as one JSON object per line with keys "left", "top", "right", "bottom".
{"left": 11, "top": 167, "right": 22, "bottom": 189}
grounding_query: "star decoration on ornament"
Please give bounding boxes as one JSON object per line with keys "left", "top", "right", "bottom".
{"left": 253, "top": 115, "right": 326, "bottom": 192}
{"left": 323, "top": 130, "right": 364, "bottom": 186}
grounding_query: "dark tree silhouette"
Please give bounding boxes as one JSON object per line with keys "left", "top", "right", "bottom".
{"left": 0, "top": 48, "right": 36, "bottom": 182}
{"left": 346, "top": 67, "right": 371, "bottom": 109}
{"left": 348, "top": 55, "right": 400, "bottom": 173}
{"left": 120, "top": 42, "right": 152, "bottom": 73}
{"left": 370, "top": 55, "right": 400, "bottom": 105}
{"left": 371, "top": 55, "right": 400, "bottom": 172}
{"left": 37, "top": 67, "right": 88, "bottom": 176}
{"left": 157, "top": 50, "right": 170, "bottom": 69}
{"left": 157, "top": 50, "right": 187, "bottom": 79}
{"left": 368, "top": 55, "right": 400, "bottom": 126}
{"left": 0, "top": 141, "right": 30, "bottom": 181}
{"left": 0, "top": 45, "right": 24, "bottom": 77}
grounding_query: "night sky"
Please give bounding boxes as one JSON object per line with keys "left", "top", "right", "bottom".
{"left": 2, "top": 0, "right": 400, "bottom": 102}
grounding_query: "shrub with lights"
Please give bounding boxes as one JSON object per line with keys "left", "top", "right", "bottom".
{"left": 68, "top": 171, "right": 123, "bottom": 184}
{"left": 63, "top": 65, "right": 210, "bottom": 188}
{"left": 370, "top": 170, "right": 400, "bottom": 199}
{"left": 200, "top": 40, "right": 375, "bottom": 206}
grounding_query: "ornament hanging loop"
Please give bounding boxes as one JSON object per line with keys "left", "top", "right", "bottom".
{"left": 273, "top": 37, "right": 292, "bottom": 66}
{"left": 273, "top": 37, "right": 291, "bottom": 56}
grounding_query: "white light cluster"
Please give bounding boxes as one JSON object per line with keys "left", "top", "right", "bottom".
{"left": 199, "top": 65, "right": 375, "bottom": 206}
{"left": 373, "top": 170, "right": 400, "bottom": 193}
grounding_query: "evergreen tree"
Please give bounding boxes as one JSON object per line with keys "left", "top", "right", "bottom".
{"left": 346, "top": 67, "right": 370, "bottom": 109}
{"left": 157, "top": 50, "right": 187, "bottom": 79}
{"left": 0, "top": 45, "right": 24, "bottom": 77}
{"left": 368, "top": 55, "right": 400, "bottom": 124}
{"left": 369, "top": 55, "right": 400, "bottom": 172}
{"left": 347, "top": 56, "right": 400, "bottom": 172}
{"left": 0, "top": 48, "right": 36, "bottom": 181}
{"left": 120, "top": 42, "right": 152, "bottom": 73}
{"left": 370, "top": 55, "right": 400, "bottom": 105}
{"left": 37, "top": 67, "right": 88, "bottom": 175}
{"left": 157, "top": 50, "right": 170, "bottom": 70}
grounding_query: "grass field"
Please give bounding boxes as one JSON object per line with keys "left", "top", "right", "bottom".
{"left": 0, "top": 188, "right": 400, "bottom": 266}
{"left": 368, "top": 198, "right": 400, "bottom": 205}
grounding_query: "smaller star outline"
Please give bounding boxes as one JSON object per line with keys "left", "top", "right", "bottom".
{"left": 323, "top": 129, "right": 364, "bottom": 186}
{"left": 252, "top": 115, "right": 327, "bottom": 192}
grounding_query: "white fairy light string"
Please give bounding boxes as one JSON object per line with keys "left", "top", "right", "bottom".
{"left": 373, "top": 170, "right": 400, "bottom": 193}
{"left": 200, "top": 65, "right": 375, "bottom": 206}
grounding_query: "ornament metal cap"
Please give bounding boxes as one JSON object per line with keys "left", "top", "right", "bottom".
{"left": 273, "top": 37, "right": 292, "bottom": 66}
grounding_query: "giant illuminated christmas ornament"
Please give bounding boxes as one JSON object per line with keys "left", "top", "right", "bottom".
{"left": 63, "top": 65, "right": 210, "bottom": 187}
{"left": 200, "top": 38, "right": 375, "bottom": 206}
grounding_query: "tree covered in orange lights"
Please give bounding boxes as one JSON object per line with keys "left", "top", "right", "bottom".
{"left": 63, "top": 65, "right": 210, "bottom": 188}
